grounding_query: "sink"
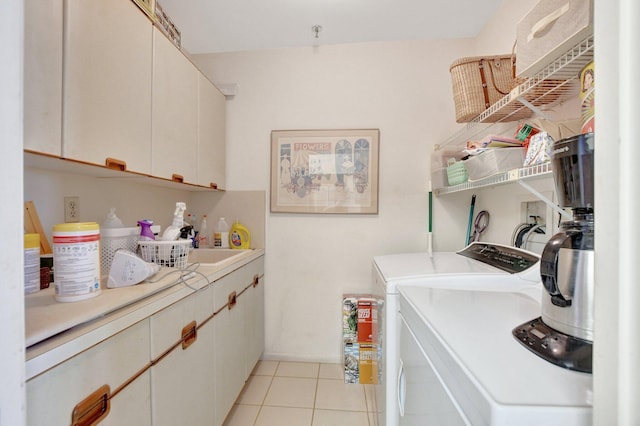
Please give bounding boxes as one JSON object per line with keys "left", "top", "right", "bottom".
{"left": 187, "top": 248, "right": 252, "bottom": 265}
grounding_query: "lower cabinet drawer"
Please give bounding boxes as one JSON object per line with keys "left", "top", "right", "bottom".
{"left": 27, "top": 319, "right": 151, "bottom": 426}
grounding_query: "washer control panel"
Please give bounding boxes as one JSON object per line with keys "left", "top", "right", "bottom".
{"left": 457, "top": 243, "right": 539, "bottom": 273}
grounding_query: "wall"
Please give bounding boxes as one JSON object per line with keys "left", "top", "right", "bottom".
{"left": 594, "top": 0, "right": 640, "bottom": 422}
{"left": 2, "top": 1, "right": 26, "bottom": 424}
{"left": 23, "top": 166, "right": 265, "bottom": 250}
{"left": 192, "top": 0, "right": 543, "bottom": 362}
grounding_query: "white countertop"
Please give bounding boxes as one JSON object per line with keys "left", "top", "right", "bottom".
{"left": 25, "top": 248, "right": 264, "bottom": 380}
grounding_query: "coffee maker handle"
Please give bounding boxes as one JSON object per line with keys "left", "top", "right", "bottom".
{"left": 540, "top": 230, "right": 579, "bottom": 305}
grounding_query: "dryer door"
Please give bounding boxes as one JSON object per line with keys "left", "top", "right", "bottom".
{"left": 398, "top": 314, "right": 469, "bottom": 426}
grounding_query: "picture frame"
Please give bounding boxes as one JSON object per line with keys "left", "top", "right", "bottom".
{"left": 270, "top": 129, "right": 380, "bottom": 214}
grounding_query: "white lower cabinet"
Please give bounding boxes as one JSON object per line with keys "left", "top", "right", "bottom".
{"left": 26, "top": 319, "right": 152, "bottom": 426}
{"left": 214, "top": 256, "right": 265, "bottom": 425}
{"left": 150, "top": 285, "right": 215, "bottom": 426}
{"left": 26, "top": 254, "right": 265, "bottom": 425}
{"left": 244, "top": 268, "right": 265, "bottom": 379}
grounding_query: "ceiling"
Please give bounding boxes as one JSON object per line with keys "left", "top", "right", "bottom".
{"left": 157, "top": 0, "right": 503, "bottom": 54}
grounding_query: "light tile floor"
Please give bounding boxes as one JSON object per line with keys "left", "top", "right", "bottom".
{"left": 223, "top": 361, "right": 378, "bottom": 426}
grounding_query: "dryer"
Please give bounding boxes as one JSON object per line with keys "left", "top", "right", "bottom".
{"left": 397, "top": 285, "right": 593, "bottom": 425}
{"left": 372, "top": 243, "right": 541, "bottom": 426}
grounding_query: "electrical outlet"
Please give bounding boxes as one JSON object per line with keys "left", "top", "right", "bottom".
{"left": 521, "top": 200, "right": 546, "bottom": 225}
{"left": 64, "top": 196, "right": 80, "bottom": 222}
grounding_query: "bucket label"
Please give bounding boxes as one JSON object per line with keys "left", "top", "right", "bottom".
{"left": 53, "top": 233, "right": 101, "bottom": 298}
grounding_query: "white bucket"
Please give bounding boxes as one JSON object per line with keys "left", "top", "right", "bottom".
{"left": 100, "top": 227, "right": 140, "bottom": 286}
{"left": 24, "top": 233, "right": 40, "bottom": 294}
{"left": 53, "top": 222, "right": 102, "bottom": 302}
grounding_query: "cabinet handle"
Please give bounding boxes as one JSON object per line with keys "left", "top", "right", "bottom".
{"left": 171, "top": 173, "right": 184, "bottom": 183}
{"left": 253, "top": 274, "right": 260, "bottom": 288}
{"left": 71, "top": 384, "right": 111, "bottom": 426}
{"left": 105, "top": 157, "right": 127, "bottom": 171}
{"left": 181, "top": 321, "right": 198, "bottom": 350}
{"left": 228, "top": 291, "right": 237, "bottom": 309}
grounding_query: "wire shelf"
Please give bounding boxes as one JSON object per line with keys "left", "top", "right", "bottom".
{"left": 438, "top": 35, "right": 594, "bottom": 151}
{"left": 434, "top": 162, "right": 552, "bottom": 196}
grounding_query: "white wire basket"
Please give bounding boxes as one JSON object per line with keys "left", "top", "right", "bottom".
{"left": 138, "top": 240, "right": 192, "bottom": 268}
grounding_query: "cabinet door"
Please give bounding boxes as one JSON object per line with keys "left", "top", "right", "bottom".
{"left": 213, "top": 272, "right": 246, "bottom": 426}
{"left": 27, "top": 319, "right": 151, "bottom": 426}
{"left": 63, "top": 0, "right": 153, "bottom": 173}
{"left": 152, "top": 28, "right": 198, "bottom": 183}
{"left": 150, "top": 285, "right": 215, "bottom": 426}
{"left": 243, "top": 258, "right": 265, "bottom": 379}
{"left": 197, "top": 74, "right": 226, "bottom": 189}
{"left": 24, "top": 0, "right": 63, "bottom": 156}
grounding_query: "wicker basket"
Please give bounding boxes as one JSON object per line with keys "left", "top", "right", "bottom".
{"left": 450, "top": 54, "right": 517, "bottom": 123}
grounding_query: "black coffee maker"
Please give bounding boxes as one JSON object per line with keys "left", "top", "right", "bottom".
{"left": 513, "top": 133, "right": 594, "bottom": 373}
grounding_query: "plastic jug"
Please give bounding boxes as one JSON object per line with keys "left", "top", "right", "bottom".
{"left": 229, "top": 221, "right": 251, "bottom": 249}
{"left": 214, "top": 217, "right": 230, "bottom": 248}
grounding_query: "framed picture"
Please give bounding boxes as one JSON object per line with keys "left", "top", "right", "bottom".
{"left": 270, "top": 129, "right": 380, "bottom": 214}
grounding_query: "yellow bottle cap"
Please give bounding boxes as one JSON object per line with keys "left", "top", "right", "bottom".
{"left": 24, "top": 233, "right": 40, "bottom": 249}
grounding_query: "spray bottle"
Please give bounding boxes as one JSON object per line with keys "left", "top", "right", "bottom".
{"left": 138, "top": 220, "right": 155, "bottom": 241}
{"left": 161, "top": 202, "right": 186, "bottom": 241}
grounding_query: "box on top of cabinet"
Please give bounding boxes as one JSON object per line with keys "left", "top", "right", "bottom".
{"left": 516, "top": 0, "right": 593, "bottom": 78}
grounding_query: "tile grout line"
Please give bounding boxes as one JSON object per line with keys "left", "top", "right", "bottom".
{"left": 310, "top": 363, "right": 320, "bottom": 426}
{"left": 252, "top": 360, "right": 279, "bottom": 426}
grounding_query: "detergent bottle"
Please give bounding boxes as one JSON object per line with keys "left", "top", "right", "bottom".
{"left": 229, "top": 221, "right": 251, "bottom": 249}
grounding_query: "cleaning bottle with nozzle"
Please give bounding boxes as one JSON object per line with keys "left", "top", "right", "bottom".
{"left": 161, "top": 202, "right": 186, "bottom": 241}
{"left": 138, "top": 220, "right": 155, "bottom": 241}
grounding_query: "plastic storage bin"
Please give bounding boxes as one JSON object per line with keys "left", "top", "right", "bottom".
{"left": 432, "top": 150, "right": 467, "bottom": 189}
{"left": 464, "top": 148, "right": 526, "bottom": 181}
{"left": 446, "top": 159, "right": 469, "bottom": 186}
{"left": 516, "top": 0, "right": 593, "bottom": 77}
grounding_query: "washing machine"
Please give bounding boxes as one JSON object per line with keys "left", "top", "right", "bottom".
{"left": 396, "top": 285, "right": 593, "bottom": 425}
{"left": 372, "top": 242, "right": 542, "bottom": 426}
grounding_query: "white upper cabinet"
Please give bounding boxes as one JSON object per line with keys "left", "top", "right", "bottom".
{"left": 24, "top": 0, "right": 226, "bottom": 189}
{"left": 24, "top": 0, "right": 63, "bottom": 156}
{"left": 152, "top": 28, "right": 198, "bottom": 184}
{"left": 63, "top": 0, "right": 153, "bottom": 174}
{"left": 198, "top": 74, "right": 227, "bottom": 189}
